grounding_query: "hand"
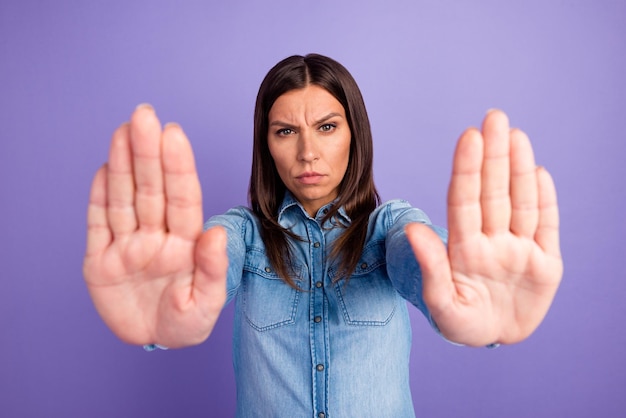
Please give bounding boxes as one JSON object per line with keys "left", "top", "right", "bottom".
{"left": 83, "top": 105, "right": 228, "bottom": 348}
{"left": 406, "top": 110, "right": 562, "bottom": 346}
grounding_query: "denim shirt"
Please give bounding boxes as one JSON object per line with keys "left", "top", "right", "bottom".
{"left": 203, "top": 192, "right": 448, "bottom": 418}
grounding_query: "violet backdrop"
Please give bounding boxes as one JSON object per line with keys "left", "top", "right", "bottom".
{"left": 1, "top": 1, "right": 624, "bottom": 417}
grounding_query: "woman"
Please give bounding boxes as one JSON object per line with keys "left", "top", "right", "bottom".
{"left": 84, "top": 54, "right": 562, "bottom": 417}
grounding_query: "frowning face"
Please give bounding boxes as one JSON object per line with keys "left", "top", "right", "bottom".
{"left": 267, "top": 85, "right": 351, "bottom": 217}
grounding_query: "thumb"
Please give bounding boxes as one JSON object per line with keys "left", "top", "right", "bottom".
{"left": 405, "top": 222, "right": 454, "bottom": 314}
{"left": 193, "top": 226, "right": 228, "bottom": 312}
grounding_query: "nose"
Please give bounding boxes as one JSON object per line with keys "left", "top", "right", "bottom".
{"left": 297, "top": 130, "right": 319, "bottom": 162}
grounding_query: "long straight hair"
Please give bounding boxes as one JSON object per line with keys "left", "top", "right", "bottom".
{"left": 249, "top": 53, "right": 380, "bottom": 288}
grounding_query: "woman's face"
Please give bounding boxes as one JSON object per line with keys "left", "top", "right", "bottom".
{"left": 267, "top": 85, "right": 351, "bottom": 217}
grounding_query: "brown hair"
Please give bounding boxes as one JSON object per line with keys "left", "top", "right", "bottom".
{"left": 249, "top": 53, "right": 380, "bottom": 288}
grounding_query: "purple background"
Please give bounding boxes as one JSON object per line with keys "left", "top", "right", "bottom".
{"left": 1, "top": 1, "right": 624, "bottom": 417}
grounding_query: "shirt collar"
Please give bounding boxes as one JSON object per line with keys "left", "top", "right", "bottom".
{"left": 278, "top": 191, "right": 351, "bottom": 226}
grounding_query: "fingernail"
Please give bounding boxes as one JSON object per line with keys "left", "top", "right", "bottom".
{"left": 164, "top": 122, "right": 181, "bottom": 129}
{"left": 135, "top": 103, "right": 154, "bottom": 111}
{"left": 486, "top": 108, "right": 500, "bottom": 115}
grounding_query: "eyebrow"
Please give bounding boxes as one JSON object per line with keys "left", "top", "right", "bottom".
{"left": 269, "top": 112, "right": 344, "bottom": 128}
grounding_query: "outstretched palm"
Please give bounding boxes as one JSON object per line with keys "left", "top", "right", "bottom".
{"left": 407, "top": 110, "right": 562, "bottom": 346}
{"left": 83, "top": 105, "right": 227, "bottom": 348}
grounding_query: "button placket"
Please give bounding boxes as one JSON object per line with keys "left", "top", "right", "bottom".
{"left": 308, "top": 219, "right": 328, "bottom": 417}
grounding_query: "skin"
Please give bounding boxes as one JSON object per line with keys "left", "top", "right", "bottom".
{"left": 84, "top": 99, "right": 562, "bottom": 348}
{"left": 267, "top": 85, "right": 351, "bottom": 217}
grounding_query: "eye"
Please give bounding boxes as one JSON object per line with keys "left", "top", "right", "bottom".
{"left": 276, "top": 128, "right": 294, "bottom": 136}
{"left": 319, "top": 123, "right": 336, "bottom": 132}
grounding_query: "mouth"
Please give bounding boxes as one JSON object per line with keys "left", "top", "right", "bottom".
{"left": 296, "top": 172, "right": 325, "bottom": 184}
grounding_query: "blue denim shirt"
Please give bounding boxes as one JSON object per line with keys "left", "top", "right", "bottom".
{"left": 203, "top": 192, "right": 448, "bottom": 418}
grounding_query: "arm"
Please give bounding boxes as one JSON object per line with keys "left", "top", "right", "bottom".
{"left": 406, "top": 110, "right": 563, "bottom": 347}
{"left": 204, "top": 209, "right": 250, "bottom": 305}
{"left": 385, "top": 205, "right": 447, "bottom": 326}
{"left": 83, "top": 105, "right": 228, "bottom": 348}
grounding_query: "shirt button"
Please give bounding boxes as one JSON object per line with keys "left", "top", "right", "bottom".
{"left": 264, "top": 267, "right": 272, "bottom": 273}
{"left": 318, "top": 413, "right": 326, "bottom": 418}
{"left": 313, "top": 242, "right": 320, "bottom": 248}
{"left": 315, "top": 281, "right": 323, "bottom": 288}
{"left": 314, "top": 316, "right": 322, "bottom": 323}
{"left": 360, "top": 262, "right": 368, "bottom": 269}
{"left": 316, "top": 364, "right": 324, "bottom": 372}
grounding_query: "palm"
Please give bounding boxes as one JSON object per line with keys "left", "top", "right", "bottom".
{"left": 407, "top": 110, "right": 562, "bottom": 346}
{"left": 83, "top": 106, "right": 227, "bottom": 348}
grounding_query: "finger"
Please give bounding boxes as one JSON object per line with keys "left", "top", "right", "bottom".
{"left": 107, "top": 122, "right": 137, "bottom": 236}
{"left": 480, "top": 109, "right": 512, "bottom": 234}
{"left": 405, "top": 223, "right": 455, "bottom": 315}
{"left": 193, "top": 226, "right": 228, "bottom": 313}
{"left": 130, "top": 104, "right": 165, "bottom": 231}
{"left": 509, "top": 128, "right": 539, "bottom": 237}
{"left": 535, "top": 167, "right": 561, "bottom": 259}
{"left": 162, "top": 123, "right": 203, "bottom": 240}
{"left": 85, "top": 165, "right": 112, "bottom": 257}
{"left": 447, "top": 127, "right": 483, "bottom": 243}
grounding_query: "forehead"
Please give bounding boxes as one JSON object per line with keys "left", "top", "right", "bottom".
{"left": 268, "top": 85, "right": 345, "bottom": 121}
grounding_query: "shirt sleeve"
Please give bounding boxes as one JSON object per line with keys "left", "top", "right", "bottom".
{"left": 384, "top": 201, "right": 448, "bottom": 331}
{"left": 204, "top": 207, "right": 249, "bottom": 305}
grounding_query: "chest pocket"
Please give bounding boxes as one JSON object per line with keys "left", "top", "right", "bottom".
{"left": 331, "top": 241, "right": 398, "bottom": 326}
{"left": 241, "top": 248, "right": 302, "bottom": 332}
